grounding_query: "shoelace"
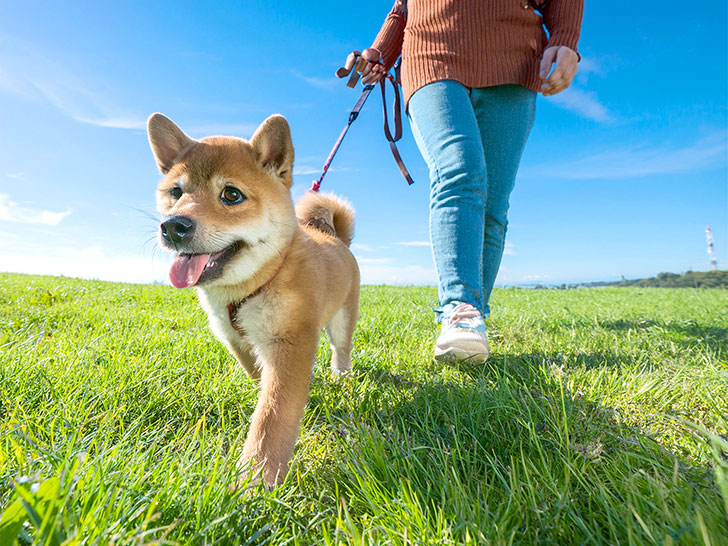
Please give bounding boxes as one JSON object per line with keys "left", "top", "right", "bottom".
{"left": 447, "top": 303, "right": 482, "bottom": 325}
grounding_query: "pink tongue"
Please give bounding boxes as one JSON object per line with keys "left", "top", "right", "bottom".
{"left": 169, "top": 253, "right": 211, "bottom": 288}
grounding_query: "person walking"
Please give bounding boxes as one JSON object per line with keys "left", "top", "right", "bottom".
{"left": 343, "top": 0, "right": 583, "bottom": 362}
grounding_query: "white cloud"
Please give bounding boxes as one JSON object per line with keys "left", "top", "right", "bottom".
{"left": 294, "top": 165, "right": 325, "bottom": 176}
{"left": 290, "top": 183, "right": 310, "bottom": 203}
{"left": 0, "top": 194, "right": 72, "bottom": 226}
{"left": 1, "top": 246, "right": 436, "bottom": 286}
{"left": 0, "top": 38, "right": 262, "bottom": 135}
{"left": 350, "top": 243, "right": 373, "bottom": 252}
{"left": 0, "top": 36, "right": 146, "bottom": 130}
{"left": 358, "top": 262, "right": 436, "bottom": 285}
{"left": 0, "top": 63, "right": 28, "bottom": 96}
{"left": 524, "top": 131, "right": 727, "bottom": 180}
{"left": 289, "top": 169, "right": 359, "bottom": 202}
{"left": 292, "top": 70, "right": 340, "bottom": 91}
{"left": 356, "top": 256, "right": 395, "bottom": 265}
{"left": 575, "top": 57, "right": 602, "bottom": 77}
{"left": 522, "top": 274, "right": 551, "bottom": 282}
{"left": 187, "top": 122, "right": 258, "bottom": 138}
{"left": 545, "top": 86, "right": 613, "bottom": 123}
{"left": 73, "top": 116, "right": 146, "bottom": 130}
{"left": 1, "top": 248, "right": 173, "bottom": 285}
{"left": 503, "top": 241, "right": 516, "bottom": 256}
{"left": 293, "top": 165, "right": 354, "bottom": 176}
{"left": 0, "top": 230, "right": 19, "bottom": 244}
{"left": 394, "top": 241, "right": 430, "bottom": 247}
{"left": 543, "top": 54, "right": 614, "bottom": 123}
{"left": 53, "top": 246, "right": 104, "bottom": 258}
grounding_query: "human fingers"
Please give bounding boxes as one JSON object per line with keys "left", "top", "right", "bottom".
{"left": 360, "top": 48, "right": 384, "bottom": 84}
{"left": 539, "top": 46, "right": 558, "bottom": 80}
{"left": 361, "top": 64, "right": 386, "bottom": 84}
{"left": 546, "top": 48, "right": 569, "bottom": 81}
{"left": 542, "top": 72, "right": 569, "bottom": 96}
{"left": 336, "top": 50, "right": 362, "bottom": 78}
{"left": 542, "top": 65, "right": 574, "bottom": 96}
{"left": 544, "top": 69, "right": 576, "bottom": 95}
{"left": 543, "top": 48, "right": 578, "bottom": 96}
{"left": 361, "top": 48, "right": 381, "bottom": 63}
{"left": 543, "top": 69, "right": 566, "bottom": 96}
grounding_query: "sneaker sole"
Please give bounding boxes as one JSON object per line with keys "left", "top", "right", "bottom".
{"left": 434, "top": 346, "right": 489, "bottom": 364}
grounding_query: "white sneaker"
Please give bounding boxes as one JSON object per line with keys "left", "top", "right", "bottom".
{"left": 434, "top": 302, "right": 489, "bottom": 363}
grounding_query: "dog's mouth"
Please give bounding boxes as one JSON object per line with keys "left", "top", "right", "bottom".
{"left": 169, "top": 241, "right": 244, "bottom": 289}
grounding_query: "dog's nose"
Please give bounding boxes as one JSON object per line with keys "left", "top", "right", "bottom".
{"left": 160, "top": 216, "right": 195, "bottom": 245}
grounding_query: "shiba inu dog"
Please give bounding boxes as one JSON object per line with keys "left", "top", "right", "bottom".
{"left": 147, "top": 113, "right": 360, "bottom": 487}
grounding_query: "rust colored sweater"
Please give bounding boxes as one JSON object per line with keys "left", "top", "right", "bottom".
{"left": 372, "top": 0, "right": 584, "bottom": 106}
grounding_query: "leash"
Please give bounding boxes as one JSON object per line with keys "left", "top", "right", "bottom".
{"left": 310, "top": 51, "right": 414, "bottom": 192}
{"left": 378, "top": 58, "right": 415, "bottom": 186}
{"left": 310, "top": 83, "right": 375, "bottom": 192}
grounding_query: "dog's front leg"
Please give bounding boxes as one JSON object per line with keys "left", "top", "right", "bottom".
{"left": 238, "top": 332, "right": 318, "bottom": 488}
{"left": 227, "top": 340, "right": 261, "bottom": 381}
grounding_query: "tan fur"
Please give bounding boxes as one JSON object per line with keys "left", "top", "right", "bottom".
{"left": 148, "top": 113, "right": 360, "bottom": 488}
{"left": 295, "top": 191, "right": 355, "bottom": 246}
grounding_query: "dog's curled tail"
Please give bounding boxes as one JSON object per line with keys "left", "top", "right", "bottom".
{"left": 295, "top": 191, "right": 355, "bottom": 247}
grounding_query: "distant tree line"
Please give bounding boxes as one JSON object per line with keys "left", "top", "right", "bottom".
{"left": 612, "top": 270, "right": 728, "bottom": 288}
{"left": 550, "top": 270, "right": 728, "bottom": 290}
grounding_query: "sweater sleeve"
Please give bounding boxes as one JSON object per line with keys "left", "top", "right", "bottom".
{"left": 542, "top": 0, "right": 584, "bottom": 55}
{"left": 371, "top": 0, "right": 407, "bottom": 70}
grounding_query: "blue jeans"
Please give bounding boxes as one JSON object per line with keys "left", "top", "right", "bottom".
{"left": 408, "top": 80, "right": 536, "bottom": 321}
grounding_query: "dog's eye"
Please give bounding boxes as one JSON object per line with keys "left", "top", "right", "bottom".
{"left": 169, "top": 187, "right": 182, "bottom": 199}
{"left": 220, "top": 186, "right": 245, "bottom": 205}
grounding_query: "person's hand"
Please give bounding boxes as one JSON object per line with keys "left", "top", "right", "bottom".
{"left": 337, "top": 48, "right": 386, "bottom": 85}
{"left": 539, "top": 46, "right": 579, "bottom": 96}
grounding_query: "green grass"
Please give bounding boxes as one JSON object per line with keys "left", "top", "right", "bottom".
{"left": 1, "top": 272, "right": 726, "bottom": 545}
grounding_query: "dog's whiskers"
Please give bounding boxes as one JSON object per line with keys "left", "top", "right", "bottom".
{"left": 126, "top": 205, "right": 161, "bottom": 226}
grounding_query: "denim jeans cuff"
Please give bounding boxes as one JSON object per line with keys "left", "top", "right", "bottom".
{"left": 434, "top": 301, "right": 477, "bottom": 323}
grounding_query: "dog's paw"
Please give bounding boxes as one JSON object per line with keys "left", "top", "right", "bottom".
{"left": 233, "top": 458, "right": 285, "bottom": 492}
{"left": 230, "top": 459, "right": 264, "bottom": 492}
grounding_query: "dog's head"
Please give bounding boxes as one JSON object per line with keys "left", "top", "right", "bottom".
{"left": 148, "top": 113, "right": 297, "bottom": 289}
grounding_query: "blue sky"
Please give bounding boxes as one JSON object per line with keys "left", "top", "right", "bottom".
{"left": 0, "top": 1, "right": 726, "bottom": 285}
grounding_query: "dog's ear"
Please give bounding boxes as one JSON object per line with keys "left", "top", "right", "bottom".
{"left": 147, "top": 113, "right": 196, "bottom": 174}
{"left": 250, "top": 114, "right": 294, "bottom": 187}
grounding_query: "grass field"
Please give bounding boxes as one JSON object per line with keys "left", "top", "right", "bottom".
{"left": 1, "top": 272, "right": 726, "bottom": 545}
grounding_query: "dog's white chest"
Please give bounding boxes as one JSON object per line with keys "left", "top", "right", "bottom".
{"left": 197, "top": 290, "right": 272, "bottom": 351}
{"left": 228, "top": 299, "right": 270, "bottom": 345}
